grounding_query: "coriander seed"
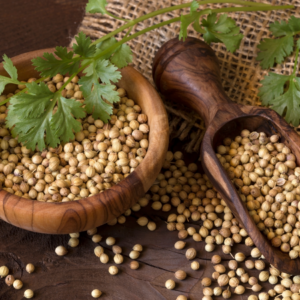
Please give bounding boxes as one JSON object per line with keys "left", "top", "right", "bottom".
{"left": 202, "top": 277, "right": 212, "bottom": 287}
{"left": 55, "top": 245, "right": 67, "bottom": 256}
{"left": 26, "top": 263, "right": 35, "bottom": 274}
{"left": 94, "top": 246, "right": 104, "bottom": 257}
{"left": 130, "top": 261, "right": 139, "bottom": 270}
{"left": 108, "top": 266, "right": 119, "bottom": 275}
{"left": 175, "top": 270, "right": 187, "bottom": 280}
{"left": 191, "top": 261, "right": 200, "bottom": 270}
{"left": 165, "top": 279, "right": 175, "bottom": 290}
{"left": 106, "top": 237, "right": 116, "bottom": 246}
{"left": 129, "top": 250, "right": 140, "bottom": 259}
{"left": 91, "top": 289, "right": 102, "bottom": 298}
{"left": 133, "top": 244, "right": 143, "bottom": 252}
{"left": 0, "top": 265, "right": 9, "bottom": 278}
{"left": 5, "top": 275, "right": 14, "bottom": 286}
{"left": 13, "top": 279, "right": 23, "bottom": 289}
{"left": 185, "top": 248, "right": 196, "bottom": 260}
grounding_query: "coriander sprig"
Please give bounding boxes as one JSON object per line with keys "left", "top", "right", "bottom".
{"left": 258, "top": 16, "right": 300, "bottom": 127}
{"left": 0, "top": 0, "right": 294, "bottom": 150}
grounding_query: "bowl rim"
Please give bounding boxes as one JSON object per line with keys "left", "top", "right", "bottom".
{"left": 0, "top": 48, "right": 169, "bottom": 234}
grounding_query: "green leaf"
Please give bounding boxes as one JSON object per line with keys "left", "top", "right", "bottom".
{"left": 8, "top": 82, "right": 54, "bottom": 119}
{"left": 94, "top": 59, "right": 121, "bottom": 84}
{"left": 7, "top": 89, "right": 55, "bottom": 150}
{"left": 259, "top": 72, "right": 300, "bottom": 126}
{"left": 84, "top": 82, "right": 119, "bottom": 122}
{"left": 6, "top": 82, "right": 86, "bottom": 150}
{"left": 201, "top": 13, "right": 243, "bottom": 52}
{"left": 3, "top": 55, "right": 18, "bottom": 80}
{"left": 256, "top": 36, "right": 294, "bottom": 69}
{"left": 83, "top": 59, "right": 121, "bottom": 84}
{"left": 0, "top": 75, "right": 20, "bottom": 95}
{"left": 270, "top": 16, "right": 300, "bottom": 37}
{"left": 190, "top": 0, "right": 199, "bottom": 12}
{"left": 73, "top": 32, "right": 96, "bottom": 58}
{"left": 32, "top": 46, "right": 80, "bottom": 77}
{"left": 79, "top": 69, "right": 120, "bottom": 122}
{"left": 86, "top": 0, "right": 107, "bottom": 14}
{"left": 0, "top": 55, "right": 20, "bottom": 95}
{"left": 258, "top": 72, "right": 290, "bottom": 106}
{"left": 110, "top": 44, "right": 133, "bottom": 68}
{"left": 95, "top": 37, "right": 118, "bottom": 59}
{"left": 179, "top": 11, "right": 201, "bottom": 41}
{"left": 51, "top": 97, "right": 86, "bottom": 143}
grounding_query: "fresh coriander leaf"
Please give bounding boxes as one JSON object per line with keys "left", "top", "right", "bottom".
{"left": 84, "top": 82, "right": 119, "bottom": 121}
{"left": 95, "top": 37, "right": 118, "bottom": 59}
{"left": 73, "top": 32, "right": 96, "bottom": 58}
{"left": 3, "top": 55, "right": 18, "bottom": 80}
{"left": 0, "top": 55, "right": 20, "bottom": 95}
{"left": 7, "top": 89, "right": 56, "bottom": 150}
{"left": 32, "top": 46, "right": 80, "bottom": 77}
{"left": 94, "top": 59, "right": 121, "bottom": 84}
{"left": 201, "top": 13, "right": 243, "bottom": 52}
{"left": 190, "top": 0, "right": 199, "bottom": 12}
{"left": 0, "top": 75, "right": 19, "bottom": 95}
{"left": 6, "top": 81, "right": 86, "bottom": 150}
{"left": 179, "top": 10, "right": 201, "bottom": 41}
{"left": 8, "top": 82, "right": 54, "bottom": 119}
{"left": 51, "top": 96, "right": 86, "bottom": 143}
{"left": 13, "top": 112, "right": 59, "bottom": 151}
{"left": 270, "top": 16, "right": 300, "bottom": 37}
{"left": 110, "top": 44, "right": 133, "bottom": 68}
{"left": 256, "top": 36, "right": 293, "bottom": 69}
{"left": 82, "top": 59, "right": 121, "bottom": 83}
{"left": 79, "top": 70, "right": 120, "bottom": 122}
{"left": 259, "top": 72, "right": 300, "bottom": 126}
{"left": 86, "top": 0, "right": 107, "bottom": 14}
{"left": 258, "top": 72, "right": 290, "bottom": 105}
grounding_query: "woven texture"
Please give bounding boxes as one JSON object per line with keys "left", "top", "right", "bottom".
{"left": 71, "top": 0, "right": 300, "bottom": 152}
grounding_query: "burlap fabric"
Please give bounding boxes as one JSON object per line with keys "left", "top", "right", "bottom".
{"left": 70, "top": 0, "right": 300, "bottom": 153}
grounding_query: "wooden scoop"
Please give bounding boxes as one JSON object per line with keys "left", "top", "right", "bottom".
{"left": 153, "top": 37, "right": 300, "bottom": 274}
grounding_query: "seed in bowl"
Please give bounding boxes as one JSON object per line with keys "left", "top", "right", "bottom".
{"left": 0, "top": 75, "right": 149, "bottom": 203}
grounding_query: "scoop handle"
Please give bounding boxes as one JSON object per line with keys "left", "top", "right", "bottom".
{"left": 153, "top": 37, "right": 233, "bottom": 126}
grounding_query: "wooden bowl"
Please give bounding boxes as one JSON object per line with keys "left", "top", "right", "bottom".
{"left": 0, "top": 48, "right": 169, "bottom": 234}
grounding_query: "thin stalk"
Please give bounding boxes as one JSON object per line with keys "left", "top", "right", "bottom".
{"left": 57, "top": 60, "right": 92, "bottom": 93}
{"left": 106, "top": 11, "right": 129, "bottom": 22}
{"left": 293, "top": 46, "right": 299, "bottom": 76}
{"left": 93, "top": 4, "right": 294, "bottom": 62}
{"left": 90, "top": 0, "right": 291, "bottom": 46}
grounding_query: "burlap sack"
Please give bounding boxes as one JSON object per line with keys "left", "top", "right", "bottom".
{"left": 70, "top": 0, "right": 300, "bottom": 153}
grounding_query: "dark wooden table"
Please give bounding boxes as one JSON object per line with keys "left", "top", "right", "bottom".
{"left": 0, "top": 1, "right": 275, "bottom": 299}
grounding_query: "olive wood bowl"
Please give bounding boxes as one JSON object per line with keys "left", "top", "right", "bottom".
{"left": 0, "top": 48, "right": 169, "bottom": 234}
{"left": 153, "top": 37, "right": 300, "bottom": 274}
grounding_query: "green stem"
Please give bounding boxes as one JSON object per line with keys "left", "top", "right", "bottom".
{"left": 293, "top": 46, "right": 300, "bottom": 76}
{"left": 90, "top": 0, "right": 288, "bottom": 46}
{"left": 93, "top": 4, "right": 294, "bottom": 62}
{"left": 106, "top": 11, "right": 129, "bottom": 22}
{"left": 57, "top": 60, "right": 92, "bottom": 94}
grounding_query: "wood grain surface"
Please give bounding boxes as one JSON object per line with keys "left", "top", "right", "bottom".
{"left": 153, "top": 37, "right": 300, "bottom": 275}
{"left": 0, "top": 206, "right": 278, "bottom": 300}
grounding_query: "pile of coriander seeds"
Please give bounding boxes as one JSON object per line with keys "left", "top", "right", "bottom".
{"left": 216, "top": 130, "right": 300, "bottom": 259}
{"left": 0, "top": 74, "right": 149, "bottom": 202}
{"left": 140, "top": 148, "right": 300, "bottom": 300}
